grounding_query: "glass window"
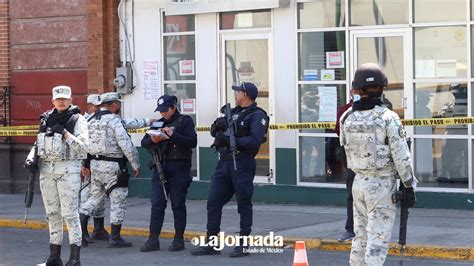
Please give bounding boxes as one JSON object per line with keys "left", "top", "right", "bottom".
{"left": 163, "top": 35, "right": 196, "bottom": 81}
{"left": 414, "top": 83, "right": 467, "bottom": 135}
{"left": 299, "top": 136, "right": 346, "bottom": 183}
{"left": 299, "top": 84, "right": 346, "bottom": 134}
{"left": 471, "top": 26, "right": 474, "bottom": 76}
{"left": 414, "top": 27, "right": 467, "bottom": 79}
{"left": 472, "top": 0, "right": 474, "bottom": 20}
{"left": 164, "top": 83, "right": 197, "bottom": 123}
{"left": 414, "top": 138, "right": 468, "bottom": 188}
{"left": 298, "top": 32, "right": 346, "bottom": 81}
{"left": 350, "top": 0, "right": 408, "bottom": 26}
{"left": 164, "top": 15, "right": 195, "bottom": 32}
{"left": 164, "top": 83, "right": 197, "bottom": 177}
{"left": 414, "top": 0, "right": 465, "bottom": 23}
{"left": 297, "top": 0, "right": 345, "bottom": 28}
{"left": 220, "top": 10, "right": 271, "bottom": 30}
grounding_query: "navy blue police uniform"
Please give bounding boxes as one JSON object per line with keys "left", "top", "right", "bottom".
{"left": 140, "top": 95, "right": 197, "bottom": 252}
{"left": 192, "top": 82, "right": 269, "bottom": 257}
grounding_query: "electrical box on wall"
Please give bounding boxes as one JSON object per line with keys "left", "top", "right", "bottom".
{"left": 114, "top": 62, "right": 133, "bottom": 94}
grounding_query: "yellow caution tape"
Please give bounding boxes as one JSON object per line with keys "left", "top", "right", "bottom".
{"left": 0, "top": 130, "right": 38, "bottom": 136}
{"left": 0, "top": 125, "right": 39, "bottom": 130}
{"left": 1, "top": 116, "right": 474, "bottom": 136}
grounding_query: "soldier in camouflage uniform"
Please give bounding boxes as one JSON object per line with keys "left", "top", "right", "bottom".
{"left": 79, "top": 92, "right": 141, "bottom": 248}
{"left": 340, "top": 63, "right": 417, "bottom": 266}
{"left": 80, "top": 94, "right": 155, "bottom": 246}
{"left": 79, "top": 94, "right": 107, "bottom": 246}
{"left": 35, "top": 85, "right": 88, "bottom": 266}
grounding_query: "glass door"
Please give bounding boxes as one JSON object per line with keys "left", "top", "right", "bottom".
{"left": 221, "top": 33, "right": 274, "bottom": 184}
{"left": 350, "top": 28, "right": 412, "bottom": 127}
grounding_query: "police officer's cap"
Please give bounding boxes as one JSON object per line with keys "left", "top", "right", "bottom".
{"left": 352, "top": 63, "right": 388, "bottom": 90}
{"left": 155, "top": 95, "right": 178, "bottom": 112}
{"left": 100, "top": 92, "right": 123, "bottom": 103}
{"left": 232, "top": 82, "right": 258, "bottom": 100}
{"left": 86, "top": 94, "right": 101, "bottom": 106}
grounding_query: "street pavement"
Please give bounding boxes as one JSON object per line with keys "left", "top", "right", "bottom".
{"left": 1, "top": 194, "right": 472, "bottom": 247}
{"left": 0, "top": 228, "right": 472, "bottom": 266}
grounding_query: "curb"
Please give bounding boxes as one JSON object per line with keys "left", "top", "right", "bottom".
{"left": 1, "top": 218, "right": 472, "bottom": 261}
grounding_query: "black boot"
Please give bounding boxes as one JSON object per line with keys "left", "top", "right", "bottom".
{"left": 79, "top": 214, "right": 91, "bottom": 247}
{"left": 229, "top": 238, "right": 249, "bottom": 258}
{"left": 140, "top": 235, "right": 160, "bottom": 252}
{"left": 190, "top": 236, "right": 220, "bottom": 256}
{"left": 169, "top": 231, "right": 185, "bottom": 252}
{"left": 92, "top": 217, "right": 110, "bottom": 241}
{"left": 65, "top": 244, "right": 80, "bottom": 266}
{"left": 45, "top": 244, "right": 63, "bottom": 266}
{"left": 169, "top": 238, "right": 185, "bottom": 252}
{"left": 109, "top": 224, "right": 133, "bottom": 248}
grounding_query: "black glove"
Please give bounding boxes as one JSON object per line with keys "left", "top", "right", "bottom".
{"left": 214, "top": 132, "right": 229, "bottom": 147}
{"left": 210, "top": 117, "right": 227, "bottom": 137}
{"left": 400, "top": 185, "right": 416, "bottom": 208}
{"left": 51, "top": 124, "right": 65, "bottom": 135}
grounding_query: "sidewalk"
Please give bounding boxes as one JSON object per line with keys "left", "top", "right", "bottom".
{"left": 0, "top": 194, "right": 473, "bottom": 261}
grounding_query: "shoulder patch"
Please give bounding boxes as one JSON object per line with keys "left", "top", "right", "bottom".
{"left": 261, "top": 118, "right": 267, "bottom": 126}
{"left": 398, "top": 126, "right": 407, "bottom": 138}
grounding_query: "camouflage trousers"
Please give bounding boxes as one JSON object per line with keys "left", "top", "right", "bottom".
{"left": 79, "top": 160, "right": 128, "bottom": 224}
{"left": 39, "top": 162, "right": 82, "bottom": 246}
{"left": 79, "top": 176, "right": 106, "bottom": 218}
{"left": 350, "top": 174, "right": 397, "bottom": 266}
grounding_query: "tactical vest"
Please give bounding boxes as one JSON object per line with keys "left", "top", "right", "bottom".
{"left": 37, "top": 110, "right": 80, "bottom": 160}
{"left": 219, "top": 105, "right": 269, "bottom": 159}
{"left": 87, "top": 110, "right": 120, "bottom": 156}
{"left": 341, "top": 106, "right": 394, "bottom": 172}
{"left": 158, "top": 114, "right": 193, "bottom": 161}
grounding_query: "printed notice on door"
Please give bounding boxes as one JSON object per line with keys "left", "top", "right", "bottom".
{"left": 318, "top": 86, "right": 337, "bottom": 122}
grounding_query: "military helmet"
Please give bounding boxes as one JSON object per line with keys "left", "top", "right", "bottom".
{"left": 352, "top": 63, "right": 388, "bottom": 90}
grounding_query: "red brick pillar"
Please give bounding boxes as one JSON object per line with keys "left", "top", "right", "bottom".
{"left": 86, "top": 0, "right": 120, "bottom": 94}
{"left": 0, "top": 0, "right": 9, "bottom": 127}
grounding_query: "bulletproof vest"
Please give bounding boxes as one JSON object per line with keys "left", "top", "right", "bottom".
{"left": 218, "top": 105, "right": 269, "bottom": 158}
{"left": 341, "top": 105, "right": 394, "bottom": 172}
{"left": 87, "top": 111, "right": 121, "bottom": 155}
{"left": 37, "top": 108, "right": 80, "bottom": 160}
{"left": 234, "top": 105, "right": 268, "bottom": 137}
{"left": 158, "top": 113, "right": 193, "bottom": 161}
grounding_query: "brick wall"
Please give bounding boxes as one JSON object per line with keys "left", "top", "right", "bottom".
{"left": 86, "top": 0, "right": 120, "bottom": 94}
{"left": 0, "top": 0, "right": 9, "bottom": 130}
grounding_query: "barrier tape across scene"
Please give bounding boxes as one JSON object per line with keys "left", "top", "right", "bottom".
{"left": 1, "top": 116, "right": 474, "bottom": 137}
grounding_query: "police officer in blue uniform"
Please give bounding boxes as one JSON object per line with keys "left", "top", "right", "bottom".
{"left": 140, "top": 95, "right": 197, "bottom": 252}
{"left": 191, "top": 82, "right": 269, "bottom": 258}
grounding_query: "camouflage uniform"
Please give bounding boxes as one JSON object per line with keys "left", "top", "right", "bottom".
{"left": 340, "top": 105, "right": 416, "bottom": 266}
{"left": 79, "top": 111, "right": 140, "bottom": 225}
{"left": 79, "top": 116, "right": 150, "bottom": 219}
{"left": 38, "top": 114, "right": 89, "bottom": 246}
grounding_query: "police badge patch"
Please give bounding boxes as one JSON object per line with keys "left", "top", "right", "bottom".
{"left": 261, "top": 118, "right": 266, "bottom": 126}
{"left": 398, "top": 126, "right": 407, "bottom": 138}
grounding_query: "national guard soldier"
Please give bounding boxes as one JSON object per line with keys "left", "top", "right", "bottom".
{"left": 30, "top": 85, "right": 89, "bottom": 266}
{"left": 191, "top": 82, "right": 269, "bottom": 257}
{"left": 140, "top": 95, "right": 197, "bottom": 252}
{"left": 80, "top": 94, "right": 154, "bottom": 246}
{"left": 79, "top": 92, "right": 140, "bottom": 248}
{"left": 79, "top": 94, "right": 109, "bottom": 246}
{"left": 339, "top": 63, "right": 417, "bottom": 265}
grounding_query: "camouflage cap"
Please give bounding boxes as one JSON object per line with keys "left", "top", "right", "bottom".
{"left": 100, "top": 92, "right": 123, "bottom": 103}
{"left": 52, "top": 85, "right": 72, "bottom": 100}
{"left": 86, "top": 94, "right": 101, "bottom": 106}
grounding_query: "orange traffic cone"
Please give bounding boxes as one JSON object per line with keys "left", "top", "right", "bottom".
{"left": 293, "top": 241, "right": 309, "bottom": 266}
